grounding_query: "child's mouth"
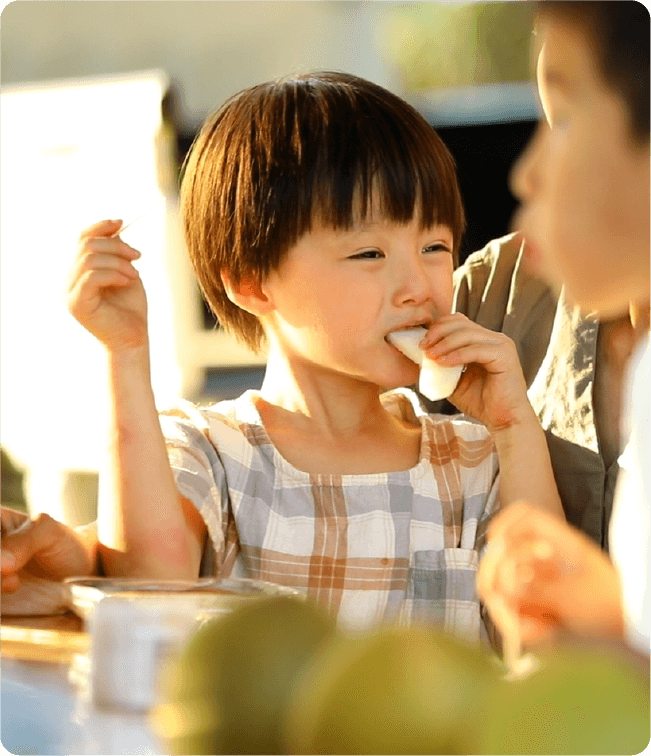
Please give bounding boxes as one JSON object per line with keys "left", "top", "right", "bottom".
{"left": 385, "top": 326, "right": 428, "bottom": 365}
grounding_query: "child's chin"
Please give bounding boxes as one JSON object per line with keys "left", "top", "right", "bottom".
{"left": 382, "top": 368, "right": 419, "bottom": 391}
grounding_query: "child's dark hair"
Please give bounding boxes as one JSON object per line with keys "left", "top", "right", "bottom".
{"left": 180, "top": 71, "right": 465, "bottom": 352}
{"left": 539, "top": 1, "right": 649, "bottom": 142}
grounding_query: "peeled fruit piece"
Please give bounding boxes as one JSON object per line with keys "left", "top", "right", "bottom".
{"left": 387, "top": 327, "right": 463, "bottom": 401}
{"left": 479, "top": 641, "right": 650, "bottom": 755}
{"left": 284, "top": 624, "right": 496, "bottom": 755}
{"left": 386, "top": 327, "right": 427, "bottom": 365}
{"left": 152, "top": 595, "right": 336, "bottom": 755}
{"left": 419, "top": 359, "right": 464, "bottom": 402}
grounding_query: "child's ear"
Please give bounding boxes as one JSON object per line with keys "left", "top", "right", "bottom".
{"left": 220, "top": 270, "right": 275, "bottom": 316}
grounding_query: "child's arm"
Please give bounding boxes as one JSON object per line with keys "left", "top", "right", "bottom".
{"left": 489, "top": 416, "right": 563, "bottom": 517}
{"left": 421, "top": 314, "right": 564, "bottom": 518}
{"left": 67, "top": 220, "right": 207, "bottom": 578}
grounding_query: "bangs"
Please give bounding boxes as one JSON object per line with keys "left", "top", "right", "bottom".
{"left": 307, "top": 93, "right": 464, "bottom": 242}
{"left": 181, "top": 71, "right": 466, "bottom": 351}
{"left": 235, "top": 73, "right": 465, "bottom": 276}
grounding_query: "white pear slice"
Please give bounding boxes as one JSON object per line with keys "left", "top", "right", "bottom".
{"left": 386, "top": 327, "right": 427, "bottom": 365}
{"left": 387, "top": 326, "right": 464, "bottom": 401}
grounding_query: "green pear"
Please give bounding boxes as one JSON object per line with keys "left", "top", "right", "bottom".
{"left": 479, "top": 641, "right": 650, "bottom": 755}
{"left": 152, "top": 595, "right": 336, "bottom": 755}
{"left": 284, "top": 624, "right": 497, "bottom": 755}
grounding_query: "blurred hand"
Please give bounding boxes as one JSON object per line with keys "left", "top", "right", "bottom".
{"left": 477, "top": 501, "right": 625, "bottom": 647}
{"left": 67, "top": 220, "right": 148, "bottom": 352}
{"left": 421, "top": 314, "right": 532, "bottom": 433}
{"left": 1, "top": 507, "right": 95, "bottom": 615}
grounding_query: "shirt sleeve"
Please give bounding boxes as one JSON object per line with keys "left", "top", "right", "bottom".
{"left": 159, "top": 402, "right": 228, "bottom": 570}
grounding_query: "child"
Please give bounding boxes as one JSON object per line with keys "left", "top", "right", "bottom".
{"left": 478, "top": 1, "right": 649, "bottom": 655}
{"left": 50, "top": 72, "right": 563, "bottom": 638}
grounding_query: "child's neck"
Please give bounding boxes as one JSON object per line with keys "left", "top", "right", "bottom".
{"left": 259, "top": 351, "right": 389, "bottom": 437}
{"left": 256, "top": 351, "right": 421, "bottom": 475}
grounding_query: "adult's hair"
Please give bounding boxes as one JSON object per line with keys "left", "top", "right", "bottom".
{"left": 180, "top": 71, "right": 465, "bottom": 352}
{"left": 538, "top": 0, "right": 650, "bottom": 142}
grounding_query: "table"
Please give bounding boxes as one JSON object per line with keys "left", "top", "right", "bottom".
{"left": 1, "top": 613, "right": 165, "bottom": 755}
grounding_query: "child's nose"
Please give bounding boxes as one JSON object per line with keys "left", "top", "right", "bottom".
{"left": 393, "top": 257, "right": 433, "bottom": 307}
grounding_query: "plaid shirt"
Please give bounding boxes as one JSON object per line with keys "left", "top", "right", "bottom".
{"left": 160, "top": 388, "right": 499, "bottom": 642}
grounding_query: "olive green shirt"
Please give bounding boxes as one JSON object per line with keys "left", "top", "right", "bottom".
{"left": 426, "top": 233, "right": 616, "bottom": 551}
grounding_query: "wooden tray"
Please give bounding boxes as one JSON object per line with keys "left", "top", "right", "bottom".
{"left": 1, "top": 613, "right": 88, "bottom": 664}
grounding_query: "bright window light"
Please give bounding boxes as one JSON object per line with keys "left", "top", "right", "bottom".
{"left": 1, "top": 71, "right": 176, "bottom": 521}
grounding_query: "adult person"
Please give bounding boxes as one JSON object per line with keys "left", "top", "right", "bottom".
{"left": 426, "top": 230, "right": 629, "bottom": 550}
{"left": 477, "top": 0, "right": 650, "bottom": 655}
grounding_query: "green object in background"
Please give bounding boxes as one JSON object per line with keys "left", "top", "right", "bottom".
{"left": 381, "top": 1, "right": 536, "bottom": 92}
{"left": 152, "top": 595, "right": 336, "bottom": 755}
{"left": 479, "top": 642, "right": 650, "bottom": 755}
{"left": 1, "top": 447, "right": 28, "bottom": 513}
{"left": 284, "top": 625, "right": 496, "bottom": 755}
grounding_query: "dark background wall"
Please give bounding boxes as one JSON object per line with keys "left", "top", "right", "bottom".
{"left": 437, "top": 119, "right": 537, "bottom": 263}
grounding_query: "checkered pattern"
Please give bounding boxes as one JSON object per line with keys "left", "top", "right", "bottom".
{"left": 160, "top": 388, "right": 499, "bottom": 641}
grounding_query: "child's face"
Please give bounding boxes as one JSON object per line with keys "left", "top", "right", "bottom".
{"left": 261, "top": 213, "right": 454, "bottom": 389}
{"left": 511, "top": 17, "right": 650, "bottom": 317}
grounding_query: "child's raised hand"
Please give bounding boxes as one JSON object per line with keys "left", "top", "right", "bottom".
{"left": 420, "top": 313, "right": 532, "bottom": 433}
{"left": 476, "top": 501, "right": 625, "bottom": 646}
{"left": 67, "top": 220, "right": 148, "bottom": 352}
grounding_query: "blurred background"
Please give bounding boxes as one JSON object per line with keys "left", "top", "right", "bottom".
{"left": 1, "top": 0, "right": 538, "bottom": 526}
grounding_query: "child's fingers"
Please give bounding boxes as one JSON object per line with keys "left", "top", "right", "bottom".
{"left": 424, "top": 330, "right": 507, "bottom": 359}
{"left": 421, "top": 319, "right": 510, "bottom": 359}
{"left": 67, "top": 253, "right": 139, "bottom": 310}
{"left": 67, "top": 269, "right": 135, "bottom": 314}
{"left": 425, "top": 341, "right": 514, "bottom": 371}
{"left": 420, "top": 313, "right": 485, "bottom": 346}
{"left": 78, "top": 219, "right": 123, "bottom": 241}
{"left": 70, "top": 251, "right": 140, "bottom": 285}
{"left": 77, "top": 236, "right": 141, "bottom": 261}
{"left": 72, "top": 268, "right": 135, "bottom": 296}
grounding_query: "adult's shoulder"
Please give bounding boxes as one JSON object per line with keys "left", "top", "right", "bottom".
{"left": 455, "top": 232, "right": 524, "bottom": 282}
{"left": 453, "top": 233, "right": 526, "bottom": 322}
{"left": 453, "top": 233, "right": 558, "bottom": 387}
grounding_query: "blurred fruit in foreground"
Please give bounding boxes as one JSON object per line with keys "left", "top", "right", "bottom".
{"left": 151, "top": 595, "right": 336, "bottom": 754}
{"left": 479, "top": 641, "right": 650, "bottom": 755}
{"left": 283, "top": 625, "right": 496, "bottom": 755}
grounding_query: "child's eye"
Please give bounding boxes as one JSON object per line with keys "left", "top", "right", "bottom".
{"left": 350, "top": 249, "right": 384, "bottom": 260}
{"left": 422, "top": 243, "right": 451, "bottom": 255}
